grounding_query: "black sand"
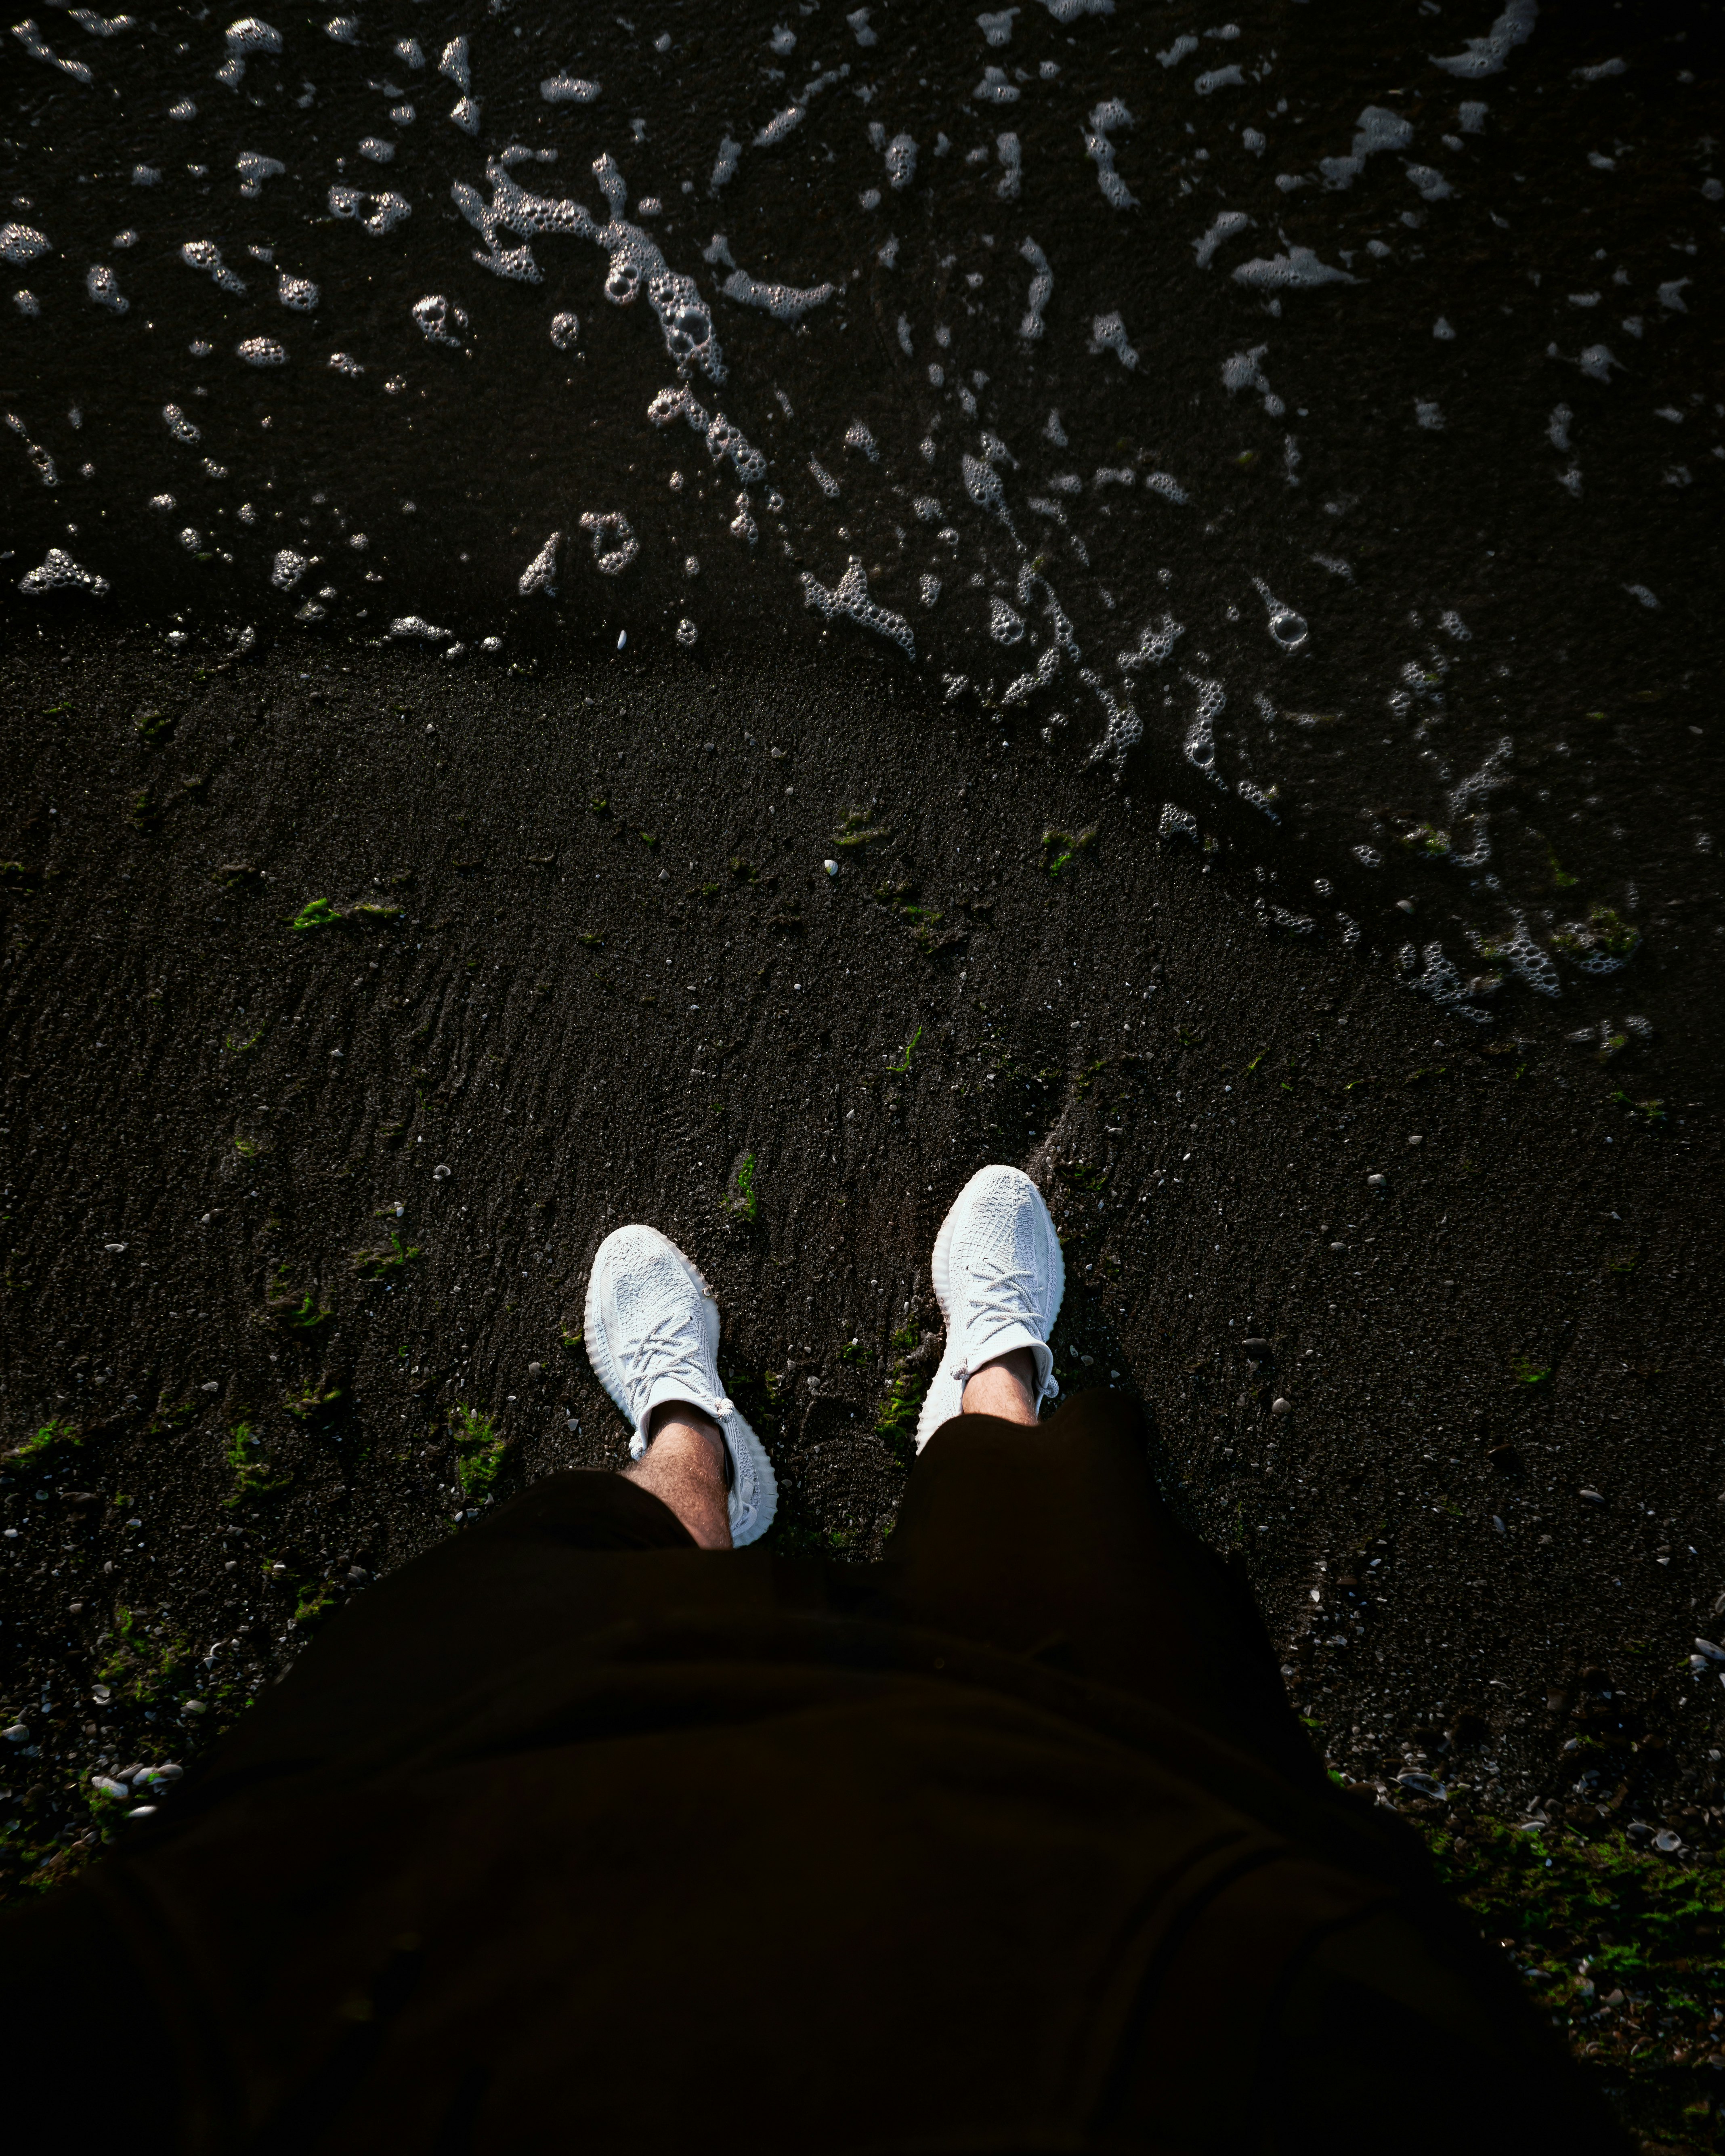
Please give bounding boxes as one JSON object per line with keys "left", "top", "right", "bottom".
{"left": 2, "top": 625, "right": 1723, "bottom": 2129}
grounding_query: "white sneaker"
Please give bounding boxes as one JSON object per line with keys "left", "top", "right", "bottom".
{"left": 914, "top": 1165, "right": 1065, "bottom": 1451}
{"left": 583, "top": 1224, "right": 777, "bottom": 1546}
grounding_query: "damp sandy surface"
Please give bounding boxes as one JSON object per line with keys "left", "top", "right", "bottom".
{"left": 2, "top": 628, "right": 1723, "bottom": 2129}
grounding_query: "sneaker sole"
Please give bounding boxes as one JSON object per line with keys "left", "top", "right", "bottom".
{"left": 916, "top": 1167, "right": 1066, "bottom": 1450}
{"left": 582, "top": 1227, "right": 778, "bottom": 1547}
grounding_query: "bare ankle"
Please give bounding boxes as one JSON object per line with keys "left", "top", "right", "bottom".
{"left": 960, "top": 1348, "right": 1040, "bottom": 1426}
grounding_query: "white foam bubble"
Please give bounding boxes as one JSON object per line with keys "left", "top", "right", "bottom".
{"left": 709, "top": 135, "right": 741, "bottom": 192}
{"left": 5, "top": 411, "right": 56, "bottom": 484}
{"left": 1431, "top": 0, "right": 1537, "bottom": 80}
{"left": 270, "top": 548, "right": 306, "bottom": 589}
{"left": 1183, "top": 675, "right": 1226, "bottom": 781}
{"left": 975, "top": 66, "right": 1020, "bottom": 105}
{"left": 1577, "top": 342, "right": 1617, "bottom": 382}
{"left": 2, "top": 224, "right": 51, "bottom": 267}
{"left": 801, "top": 556, "right": 914, "bottom": 655}
{"left": 1407, "top": 164, "right": 1452, "bottom": 202}
{"left": 1159, "top": 802, "right": 1198, "bottom": 842}
{"left": 454, "top": 155, "right": 724, "bottom": 379}
{"left": 14, "top": 19, "right": 92, "bottom": 80}
{"left": 1484, "top": 913, "right": 1560, "bottom": 996}
{"left": 85, "top": 264, "right": 127, "bottom": 313}
{"left": 580, "top": 510, "right": 638, "bottom": 574}
{"left": 1623, "top": 583, "right": 1658, "bottom": 609}
{"left": 844, "top": 421, "right": 879, "bottom": 461}
{"left": 19, "top": 546, "right": 107, "bottom": 596}
{"left": 1144, "top": 471, "right": 1187, "bottom": 503}
{"left": 181, "top": 238, "right": 246, "bottom": 292}
{"left": 450, "top": 97, "right": 481, "bottom": 136}
{"left": 162, "top": 403, "right": 201, "bottom": 443}
{"left": 1017, "top": 238, "right": 1053, "bottom": 340}
{"left": 847, "top": 8, "right": 877, "bottom": 44}
{"left": 277, "top": 269, "right": 317, "bottom": 310}
{"left": 169, "top": 97, "right": 196, "bottom": 120}
{"left": 412, "top": 293, "right": 467, "bottom": 346}
{"left": 1231, "top": 246, "right": 1356, "bottom": 290}
{"left": 1415, "top": 399, "right": 1444, "bottom": 429}
{"left": 1221, "top": 343, "right": 1283, "bottom": 416}
{"left": 1083, "top": 100, "right": 1135, "bottom": 208}
{"left": 237, "top": 335, "right": 287, "bottom": 365}
{"left": 518, "top": 531, "right": 559, "bottom": 595}
{"left": 920, "top": 573, "right": 941, "bottom": 606}
{"left": 439, "top": 35, "right": 469, "bottom": 90}
{"left": 394, "top": 37, "right": 424, "bottom": 69}
{"left": 1194, "top": 209, "right": 1251, "bottom": 268}
{"left": 132, "top": 164, "right": 160, "bottom": 185}
{"left": 1254, "top": 578, "right": 1308, "bottom": 651}
{"left": 550, "top": 309, "right": 579, "bottom": 348}
{"left": 541, "top": 71, "right": 601, "bottom": 103}
{"left": 1194, "top": 65, "right": 1243, "bottom": 94}
{"left": 330, "top": 186, "right": 411, "bottom": 237}
{"left": 1043, "top": 0, "right": 1114, "bottom": 18}
{"left": 1117, "top": 615, "right": 1183, "bottom": 669}
{"left": 1089, "top": 311, "right": 1138, "bottom": 368}
{"left": 388, "top": 615, "right": 451, "bottom": 640}
{"left": 646, "top": 383, "right": 766, "bottom": 483}
{"left": 328, "top": 351, "right": 363, "bottom": 374}
{"left": 1318, "top": 105, "right": 1412, "bottom": 189}
{"left": 358, "top": 138, "right": 395, "bottom": 164}
{"left": 721, "top": 266, "right": 836, "bottom": 322}
{"left": 236, "top": 150, "right": 286, "bottom": 198}
{"left": 1158, "top": 34, "right": 1198, "bottom": 66}
{"left": 978, "top": 8, "right": 1017, "bottom": 45}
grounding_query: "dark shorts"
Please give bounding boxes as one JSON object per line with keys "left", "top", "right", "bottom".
{"left": 1, "top": 1394, "right": 1626, "bottom": 2154}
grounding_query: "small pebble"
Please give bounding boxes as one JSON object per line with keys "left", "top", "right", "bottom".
{"left": 823, "top": 859, "right": 839, "bottom": 876}
{"left": 1407, "top": 1134, "right": 1423, "bottom": 1146}
{"left": 1579, "top": 1488, "right": 1606, "bottom": 1505}
{"left": 527, "top": 1360, "right": 543, "bottom": 1377}
{"left": 1366, "top": 1172, "right": 1386, "bottom": 1188}
{"left": 1242, "top": 1337, "right": 1270, "bottom": 1358}
{"left": 1695, "top": 1638, "right": 1725, "bottom": 1661}
{"left": 432, "top": 1163, "right": 452, "bottom": 1179}
{"left": 617, "top": 630, "right": 627, "bottom": 650}
{"left": 3, "top": 1724, "right": 28, "bottom": 1742}
{"left": 1271, "top": 1397, "right": 1291, "bottom": 1416}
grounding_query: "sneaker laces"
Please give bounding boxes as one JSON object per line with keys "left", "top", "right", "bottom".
{"left": 958, "top": 1256, "right": 1058, "bottom": 1401}
{"left": 623, "top": 1304, "right": 729, "bottom": 1431}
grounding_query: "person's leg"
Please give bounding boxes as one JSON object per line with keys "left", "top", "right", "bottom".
{"left": 959, "top": 1345, "right": 1039, "bottom": 1424}
{"left": 624, "top": 1400, "right": 732, "bottom": 1550}
{"left": 585, "top": 1222, "right": 775, "bottom": 1547}
{"left": 893, "top": 1165, "right": 1321, "bottom": 1785}
{"left": 172, "top": 1224, "right": 765, "bottom": 1796}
